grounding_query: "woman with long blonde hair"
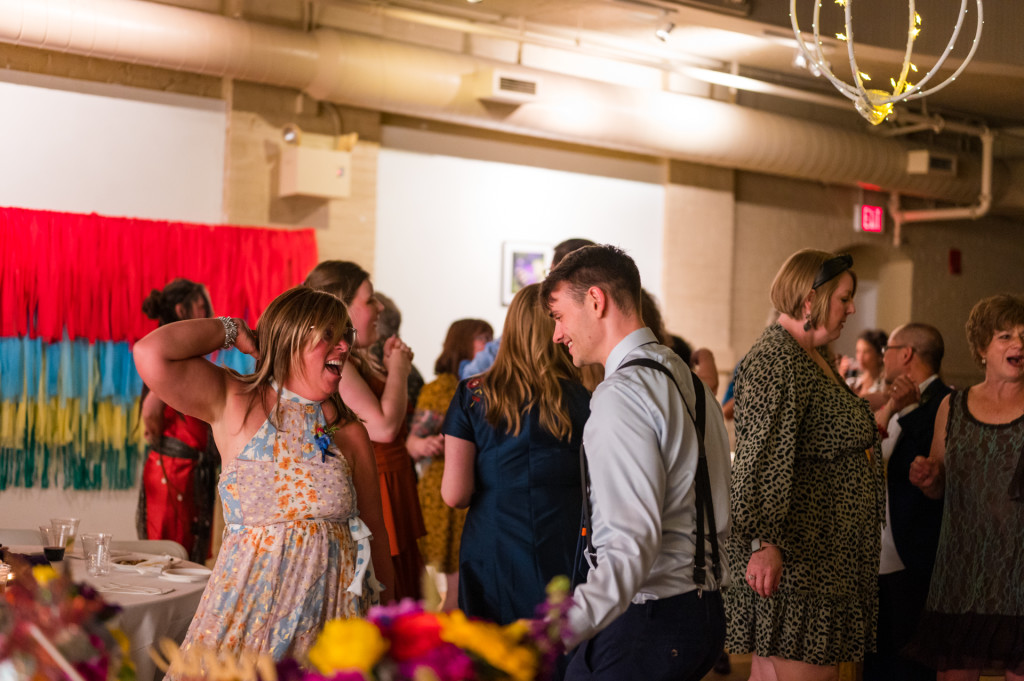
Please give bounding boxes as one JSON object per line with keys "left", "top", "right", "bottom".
{"left": 441, "top": 283, "right": 590, "bottom": 623}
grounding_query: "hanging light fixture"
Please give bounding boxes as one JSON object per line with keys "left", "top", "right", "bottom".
{"left": 790, "top": 0, "right": 983, "bottom": 125}
{"left": 655, "top": 23, "right": 675, "bottom": 42}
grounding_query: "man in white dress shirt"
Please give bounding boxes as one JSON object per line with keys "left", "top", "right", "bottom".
{"left": 541, "top": 244, "right": 731, "bottom": 681}
{"left": 865, "top": 323, "right": 949, "bottom": 681}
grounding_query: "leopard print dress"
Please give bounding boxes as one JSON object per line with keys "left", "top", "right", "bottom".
{"left": 724, "top": 323, "right": 884, "bottom": 665}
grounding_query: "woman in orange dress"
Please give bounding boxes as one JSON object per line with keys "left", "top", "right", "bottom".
{"left": 306, "top": 261, "right": 427, "bottom": 601}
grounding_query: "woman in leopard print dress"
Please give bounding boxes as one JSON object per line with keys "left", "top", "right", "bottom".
{"left": 724, "top": 250, "right": 884, "bottom": 680}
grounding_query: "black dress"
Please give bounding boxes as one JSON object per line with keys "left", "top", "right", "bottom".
{"left": 442, "top": 376, "right": 590, "bottom": 624}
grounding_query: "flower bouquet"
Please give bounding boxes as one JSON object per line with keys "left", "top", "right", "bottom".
{"left": 155, "top": 576, "right": 574, "bottom": 681}
{"left": 0, "top": 562, "right": 135, "bottom": 681}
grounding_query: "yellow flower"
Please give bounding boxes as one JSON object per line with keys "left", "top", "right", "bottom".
{"left": 31, "top": 565, "right": 58, "bottom": 586}
{"left": 111, "top": 629, "right": 136, "bottom": 674}
{"left": 308, "top": 618, "right": 389, "bottom": 675}
{"left": 438, "top": 611, "right": 537, "bottom": 681}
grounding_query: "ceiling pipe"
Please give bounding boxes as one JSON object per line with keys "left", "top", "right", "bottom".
{"left": 887, "top": 121, "right": 994, "bottom": 246}
{"left": 0, "top": 0, "right": 1011, "bottom": 208}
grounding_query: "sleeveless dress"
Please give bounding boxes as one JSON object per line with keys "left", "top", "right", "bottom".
{"left": 136, "top": 404, "right": 218, "bottom": 563}
{"left": 175, "top": 386, "right": 378, "bottom": 666}
{"left": 905, "top": 388, "right": 1024, "bottom": 674}
{"left": 413, "top": 372, "right": 466, "bottom": 574}
{"left": 363, "top": 368, "right": 427, "bottom": 601}
{"left": 724, "top": 323, "right": 884, "bottom": 665}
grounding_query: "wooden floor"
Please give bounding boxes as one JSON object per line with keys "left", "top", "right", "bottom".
{"left": 702, "top": 653, "right": 751, "bottom": 681}
{"left": 701, "top": 655, "right": 1006, "bottom": 681}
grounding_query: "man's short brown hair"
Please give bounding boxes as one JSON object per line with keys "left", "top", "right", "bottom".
{"left": 541, "top": 244, "right": 642, "bottom": 316}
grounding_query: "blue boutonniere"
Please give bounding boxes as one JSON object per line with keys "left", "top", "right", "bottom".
{"left": 314, "top": 422, "right": 340, "bottom": 462}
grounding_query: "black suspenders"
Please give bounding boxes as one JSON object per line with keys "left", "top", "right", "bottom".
{"left": 579, "top": 357, "right": 722, "bottom": 590}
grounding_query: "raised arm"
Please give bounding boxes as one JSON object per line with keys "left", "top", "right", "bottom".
{"left": 132, "top": 317, "right": 255, "bottom": 425}
{"left": 338, "top": 419, "right": 396, "bottom": 601}
{"left": 909, "top": 394, "right": 949, "bottom": 499}
{"left": 339, "top": 336, "right": 412, "bottom": 442}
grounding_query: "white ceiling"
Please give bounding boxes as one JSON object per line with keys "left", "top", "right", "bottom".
{"left": 304, "top": 0, "right": 1024, "bottom": 129}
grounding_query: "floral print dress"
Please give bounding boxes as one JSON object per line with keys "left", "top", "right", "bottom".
{"left": 175, "top": 385, "right": 379, "bottom": 666}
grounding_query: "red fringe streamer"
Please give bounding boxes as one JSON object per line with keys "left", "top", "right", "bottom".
{"left": 1, "top": 207, "right": 319, "bottom": 341}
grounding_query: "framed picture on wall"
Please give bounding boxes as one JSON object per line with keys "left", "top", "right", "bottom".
{"left": 501, "top": 241, "right": 551, "bottom": 306}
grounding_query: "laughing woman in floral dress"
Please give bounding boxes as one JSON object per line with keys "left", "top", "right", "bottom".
{"left": 133, "top": 287, "right": 394, "bottom": 666}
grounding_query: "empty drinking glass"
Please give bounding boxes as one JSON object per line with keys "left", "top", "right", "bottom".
{"left": 0, "top": 562, "right": 11, "bottom": 594}
{"left": 50, "top": 518, "right": 80, "bottom": 552}
{"left": 80, "top": 533, "right": 113, "bottom": 576}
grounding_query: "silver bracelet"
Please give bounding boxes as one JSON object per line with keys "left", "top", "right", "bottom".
{"left": 219, "top": 316, "right": 238, "bottom": 349}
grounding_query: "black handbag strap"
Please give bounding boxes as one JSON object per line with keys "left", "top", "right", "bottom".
{"left": 578, "top": 356, "right": 721, "bottom": 588}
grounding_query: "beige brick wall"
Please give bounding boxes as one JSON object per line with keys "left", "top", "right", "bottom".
{"left": 222, "top": 82, "right": 380, "bottom": 274}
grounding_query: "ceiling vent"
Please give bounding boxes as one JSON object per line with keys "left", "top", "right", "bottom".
{"left": 475, "top": 68, "right": 540, "bottom": 105}
{"left": 907, "top": 149, "right": 958, "bottom": 176}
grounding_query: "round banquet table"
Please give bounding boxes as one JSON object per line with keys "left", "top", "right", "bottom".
{"left": 6, "top": 546, "right": 207, "bottom": 681}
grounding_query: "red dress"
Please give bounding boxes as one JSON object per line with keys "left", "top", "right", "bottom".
{"left": 137, "top": 404, "right": 218, "bottom": 562}
{"left": 364, "top": 368, "right": 427, "bottom": 601}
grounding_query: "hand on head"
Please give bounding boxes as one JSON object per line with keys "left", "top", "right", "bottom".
{"left": 234, "top": 319, "right": 260, "bottom": 360}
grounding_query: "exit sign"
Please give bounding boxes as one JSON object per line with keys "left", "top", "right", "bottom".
{"left": 856, "top": 204, "right": 884, "bottom": 233}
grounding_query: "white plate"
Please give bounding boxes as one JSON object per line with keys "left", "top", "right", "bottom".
{"left": 110, "top": 554, "right": 154, "bottom": 572}
{"left": 159, "top": 567, "right": 212, "bottom": 583}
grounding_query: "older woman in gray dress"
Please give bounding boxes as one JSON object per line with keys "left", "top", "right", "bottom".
{"left": 907, "top": 293, "right": 1024, "bottom": 681}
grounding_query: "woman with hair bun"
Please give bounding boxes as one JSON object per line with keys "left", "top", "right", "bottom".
{"left": 137, "top": 278, "right": 219, "bottom": 562}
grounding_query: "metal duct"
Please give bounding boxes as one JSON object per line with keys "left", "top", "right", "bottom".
{"left": 0, "top": 0, "right": 1010, "bottom": 206}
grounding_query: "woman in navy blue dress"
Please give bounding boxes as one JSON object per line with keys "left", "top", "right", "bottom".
{"left": 441, "top": 283, "right": 590, "bottom": 624}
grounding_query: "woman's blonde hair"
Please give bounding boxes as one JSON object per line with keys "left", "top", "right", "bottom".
{"left": 770, "top": 249, "right": 857, "bottom": 329}
{"left": 480, "top": 284, "right": 581, "bottom": 439}
{"left": 237, "top": 286, "right": 356, "bottom": 427}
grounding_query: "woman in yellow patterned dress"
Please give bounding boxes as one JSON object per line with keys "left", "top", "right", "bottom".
{"left": 407, "top": 319, "right": 493, "bottom": 610}
{"left": 133, "top": 286, "right": 395, "bottom": 665}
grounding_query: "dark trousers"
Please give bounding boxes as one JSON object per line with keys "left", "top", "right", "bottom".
{"left": 863, "top": 569, "right": 935, "bottom": 681}
{"left": 565, "top": 590, "right": 725, "bottom": 681}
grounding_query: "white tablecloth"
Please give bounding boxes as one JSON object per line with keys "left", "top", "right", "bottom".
{"left": 8, "top": 546, "right": 207, "bottom": 681}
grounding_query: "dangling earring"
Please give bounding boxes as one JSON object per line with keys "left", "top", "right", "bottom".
{"left": 981, "top": 357, "right": 987, "bottom": 365}
{"left": 803, "top": 312, "right": 813, "bottom": 332}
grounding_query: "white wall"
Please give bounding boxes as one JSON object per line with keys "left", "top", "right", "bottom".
{"left": 375, "top": 126, "right": 665, "bottom": 380}
{"left": 0, "top": 71, "right": 226, "bottom": 540}
{"left": 0, "top": 71, "right": 225, "bottom": 222}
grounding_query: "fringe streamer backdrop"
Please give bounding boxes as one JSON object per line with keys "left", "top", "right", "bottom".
{"left": 0, "top": 207, "right": 318, "bottom": 490}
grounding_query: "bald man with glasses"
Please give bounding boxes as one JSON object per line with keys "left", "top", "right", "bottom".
{"left": 864, "top": 323, "right": 951, "bottom": 681}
